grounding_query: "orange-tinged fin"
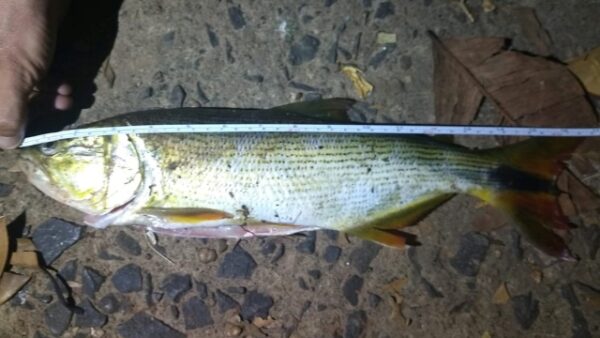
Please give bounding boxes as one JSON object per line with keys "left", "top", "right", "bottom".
{"left": 142, "top": 208, "right": 234, "bottom": 224}
{"left": 350, "top": 228, "right": 415, "bottom": 249}
{"left": 473, "top": 137, "right": 585, "bottom": 260}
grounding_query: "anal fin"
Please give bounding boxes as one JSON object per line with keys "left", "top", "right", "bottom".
{"left": 141, "top": 208, "right": 234, "bottom": 224}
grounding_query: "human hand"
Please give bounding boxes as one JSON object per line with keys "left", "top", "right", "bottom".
{"left": 0, "top": 0, "right": 72, "bottom": 149}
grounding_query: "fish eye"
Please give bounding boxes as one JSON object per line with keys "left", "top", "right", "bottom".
{"left": 40, "top": 142, "right": 58, "bottom": 156}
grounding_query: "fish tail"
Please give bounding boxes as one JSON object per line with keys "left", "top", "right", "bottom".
{"left": 471, "top": 137, "right": 584, "bottom": 260}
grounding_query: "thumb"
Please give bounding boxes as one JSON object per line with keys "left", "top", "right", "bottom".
{"left": 0, "top": 65, "right": 30, "bottom": 149}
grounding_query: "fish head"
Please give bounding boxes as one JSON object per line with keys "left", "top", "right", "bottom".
{"left": 18, "top": 135, "right": 143, "bottom": 216}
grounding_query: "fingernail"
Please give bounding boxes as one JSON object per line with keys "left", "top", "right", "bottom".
{"left": 0, "top": 127, "right": 24, "bottom": 149}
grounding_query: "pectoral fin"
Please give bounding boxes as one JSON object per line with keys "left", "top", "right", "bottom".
{"left": 142, "top": 208, "right": 234, "bottom": 224}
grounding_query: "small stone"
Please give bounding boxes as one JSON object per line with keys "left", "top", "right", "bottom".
{"left": 243, "top": 73, "right": 264, "bottom": 83}
{"left": 450, "top": 232, "right": 490, "bottom": 277}
{"left": 349, "top": 241, "right": 381, "bottom": 273}
{"left": 196, "top": 81, "right": 210, "bottom": 104}
{"left": 217, "top": 245, "right": 257, "bottom": 279}
{"left": 116, "top": 231, "right": 142, "bottom": 256}
{"left": 375, "top": 1, "right": 395, "bottom": 19}
{"left": 289, "top": 81, "right": 320, "bottom": 92}
{"left": 198, "top": 248, "right": 218, "bottom": 263}
{"left": 323, "top": 245, "right": 342, "bottom": 263}
{"left": 224, "top": 323, "right": 243, "bottom": 336}
{"left": 98, "top": 294, "right": 120, "bottom": 314}
{"left": 271, "top": 243, "right": 285, "bottom": 263}
{"left": 111, "top": 264, "right": 143, "bottom": 293}
{"left": 82, "top": 267, "right": 106, "bottom": 298}
{"left": 75, "top": 298, "right": 108, "bottom": 328}
{"left": 344, "top": 310, "right": 367, "bottom": 338}
{"left": 44, "top": 302, "right": 73, "bottom": 336}
{"left": 33, "top": 331, "right": 47, "bottom": 338}
{"left": 368, "top": 44, "right": 396, "bottom": 69}
{"left": 144, "top": 273, "right": 154, "bottom": 307}
{"left": 162, "top": 31, "right": 175, "bottom": 48}
{"left": 169, "top": 305, "right": 179, "bottom": 320}
{"left": 206, "top": 24, "right": 219, "bottom": 47}
{"left": 139, "top": 86, "right": 154, "bottom": 100}
{"left": 261, "top": 240, "right": 277, "bottom": 255}
{"left": 215, "top": 290, "right": 240, "bottom": 313}
{"left": 295, "top": 232, "right": 316, "bottom": 254}
{"left": 194, "top": 281, "right": 208, "bottom": 299}
{"left": 298, "top": 277, "right": 309, "bottom": 290}
{"left": 288, "top": 35, "right": 321, "bottom": 66}
{"left": 182, "top": 296, "right": 214, "bottom": 329}
{"left": 160, "top": 274, "right": 192, "bottom": 302}
{"left": 0, "top": 182, "right": 13, "bottom": 197}
{"left": 325, "top": 0, "right": 337, "bottom": 7}
{"left": 153, "top": 71, "right": 165, "bottom": 83}
{"left": 60, "top": 259, "right": 78, "bottom": 281}
{"left": 342, "top": 275, "right": 363, "bottom": 306}
{"left": 228, "top": 5, "right": 246, "bottom": 30}
{"left": 511, "top": 292, "right": 540, "bottom": 330}
{"left": 367, "top": 292, "right": 382, "bottom": 308}
{"left": 169, "top": 85, "right": 186, "bottom": 108}
{"left": 226, "top": 40, "right": 235, "bottom": 63}
{"left": 308, "top": 270, "right": 321, "bottom": 280}
{"left": 32, "top": 218, "right": 83, "bottom": 264}
{"left": 240, "top": 291, "right": 274, "bottom": 321}
{"left": 226, "top": 286, "right": 247, "bottom": 295}
{"left": 97, "top": 248, "right": 123, "bottom": 261}
{"left": 117, "top": 312, "right": 185, "bottom": 338}
{"left": 510, "top": 230, "right": 524, "bottom": 260}
{"left": 322, "top": 229, "right": 339, "bottom": 241}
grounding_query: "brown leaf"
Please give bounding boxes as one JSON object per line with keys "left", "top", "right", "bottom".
{"left": 0, "top": 218, "right": 8, "bottom": 279}
{"left": 431, "top": 33, "right": 597, "bottom": 142}
{"left": 513, "top": 7, "right": 552, "bottom": 56}
{"left": 0, "top": 272, "right": 30, "bottom": 305}
{"left": 568, "top": 46, "right": 600, "bottom": 97}
{"left": 492, "top": 283, "right": 510, "bottom": 304}
{"left": 9, "top": 251, "right": 39, "bottom": 269}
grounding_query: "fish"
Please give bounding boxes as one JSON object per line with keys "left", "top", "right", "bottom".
{"left": 17, "top": 99, "right": 582, "bottom": 260}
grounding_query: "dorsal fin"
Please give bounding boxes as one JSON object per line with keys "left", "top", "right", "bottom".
{"left": 264, "top": 98, "right": 357, "bottom": 123}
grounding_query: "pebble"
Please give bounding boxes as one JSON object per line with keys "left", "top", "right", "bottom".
{"left": 226, "top": 40, "right": 235, "bottom": 63}
{"left": 243, "top": 73, "right": 264, "bottom": 83}
{"left": 60, "top": 259, "right": 78, "bottom": 281}
{"left": 206, "top": 24, "right": 219, "bottom": 47}
{"left": 367, "top": 292, "right": 382, "bottom": 308}
{"left": 97, "top": 248, "right": 123, "bottom": 261}
{"left": 33, "top": 331, "right": 47, "bottom": 338}
{"left": 325, "top": 0, "right": 337, "bottom": 7}
{"left": 510, "top": 230, "right": 524, "bottom": 260}
{"left": 228, "top": 5, "right": 246, "bottom": 30}
{"left": 308, "top": 270, "right": 321, "bottom": 280}
{"left": 44, "top": 302, "right": 73, "bottom": 336}
{"left": 322, "top": 230, "right": 339, "bottom": 241}
{"left": 289, "top": 81, "right": 320, "bottom": 92}
{"left": 198, "top": 248, "right": 218, "bottom": 263}
{"left": 215, "top": 289, "right": 240, "bottom": 313}
{"left": 349, "top": 241, "right": 381, "bottom": 273}
{"left": 342, "top": 275, "right": 364, "bottom": 306}
{"left": 323, "top": 245, "right": 342, "bottom": 263}
{"left": 217, "top": 245, "right": 257, "bottom": 279}
{"left": 196, "top": 280, "right": 208, "bottom": 299}
{"left": 74, "top": 298, "right": 108, "bottom": 328}
{"left": 0, "top": 182, "right": 13, "bottom": 197}
{"left": 375, "top": 1, "right": 395, "bottom": 19}
{"left": 344, "top": 310, "right": 367, "bottom": 338}
{"left": 162, "top": 31, "right": 176, "bottom": 48}
{"left": 226, "top": 286, "right": 247, "bottom": 295}
{"left": 240, "top": 290, "right": 274, "bottom": 321}
{"left": 32, "top": 218, "right": 83, "bottom": 264}
{"left": 182, "top": 296, "right": 214, "bottom": 329}
{"left": 368, "top": 44, "right": 396, "bottom": 69}
{"left": 139, "top": 86, "right": 154, "bottom": 100}
{"left": 111, "top": 264, "right": 143, "bottom": 293}
{"left": 170, "top": 85, "right": 186, "bottom": 107}
{"left": 160, "top": 273, "right": 192, "bottom": 302}
{"left": 98, "top": 294, "right": 120, "bottom": 314}
{"left": 115, "top": 231, "right": 142, "bottom": 256}
{"left": 169, "top": 305, "right": 180, "bottom": 320}
{"left": 295, "top": 232, "right": 316, "bottom": 254}
{"left": 298, "top": 277, "right": 309, "bottom": 290}
{"left": 450, "top": 232, "right": 490, "bottom": 277}
{"left": 271, "top": 243, "right": 285, "bottom": 263}
{"left": 224, "top": 323, "right": 243, "bottom": 336}
{"left": 82, "top": 267, "right": 106, "bottom": 298}
{"left": 261, "top": 240, "right": 277, "bottom": 255}
{"left": 117, "top": 312, "right": 185, "bottom": 338}
{"left": 288, "top": 35, "right": 321, "bottom": 66}
{"left": 511, "top": 292, "right": 540, "bottom": 330}
{"left": 144, "top": 272, "right": 154, "bottom": 307}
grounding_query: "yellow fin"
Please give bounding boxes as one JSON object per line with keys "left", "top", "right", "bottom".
{"left": 350, "top": 228, "right": 413, "bottom": 249}
{"left": 366, "top": 193, "right": 455, "bottom": 230}
{"left": 142, "top": 208, "right": 234, "bottom": 224}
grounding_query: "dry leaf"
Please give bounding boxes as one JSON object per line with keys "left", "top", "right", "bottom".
{"left": 376, "top": 32, "right": 397, "bottom": 45}
{"left": 341, "top": 65, "right": 373, "bottom": 99}
{"left": 0, "top": 218, "right": 8, "bottom": 279}
{"left": 481, "top": 331, "right": 493, "bottom": 338}
{"left": 252, "top": 316, "right": 276, "bottom": 329}
{"left": 9, "top": 251, "right": 39, "bottom": 269}
{"left": 492, "top": 283, "right": 510, "bottom": 304}
{"left": 383, "top": 277, "right": 408, "bottom": 294}
{"left": 0, "top": 272, "right": 30, "bottom": 304}
{"left": 513, "top": 7, "right": 552, "bottom": 56}
{"left": 482, "top": 0, "right": 495, "bottom": 13}
{"left": 568, "top": 47, "right": 600, "bottom": 96}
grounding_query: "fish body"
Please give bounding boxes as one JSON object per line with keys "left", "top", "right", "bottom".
{"left": 17, "top": 99, "right": 580, "bottom": 259}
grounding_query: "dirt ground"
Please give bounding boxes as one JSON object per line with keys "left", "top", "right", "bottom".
{"left": 1, "top": 0, "right": 599, "bottom": 337}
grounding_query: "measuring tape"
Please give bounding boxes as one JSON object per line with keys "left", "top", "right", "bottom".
{"left": 20, "top": 124, "right": 600, "bottom": 148}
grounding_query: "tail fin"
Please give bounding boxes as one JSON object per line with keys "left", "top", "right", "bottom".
{"left": 472, "top": 138, "right": 584, "bottom": 260}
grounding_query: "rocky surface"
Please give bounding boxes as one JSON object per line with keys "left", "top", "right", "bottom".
{"left": 1, "top": 1, "right": 599, "bottom": 337}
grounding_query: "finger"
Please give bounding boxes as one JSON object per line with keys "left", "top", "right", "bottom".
{"left": 54, "top": 94, "right": 73, "bottom": 111}
{"left": 0, "top": 68, "right": 29, "bottom": 149}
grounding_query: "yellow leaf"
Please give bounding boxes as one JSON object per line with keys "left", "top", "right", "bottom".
{"left": 341, "top": 65, "right": 373, "bottom": 99}
{"left": 568, "top": 47, "right": 600, "bottom": 96}
{"left": 376, "top": 32, "right": 397, "bottom": 45}
{"left": 492, "top": 282, "right": 510, "bottom": 304}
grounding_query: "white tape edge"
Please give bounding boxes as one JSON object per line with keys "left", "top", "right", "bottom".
{"left": 20, "top": 124, "right": 600, "bottom": 148}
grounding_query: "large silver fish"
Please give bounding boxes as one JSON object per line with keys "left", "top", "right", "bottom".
{"left": 17, "top": 99, "right": 580, "bottom": 259}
